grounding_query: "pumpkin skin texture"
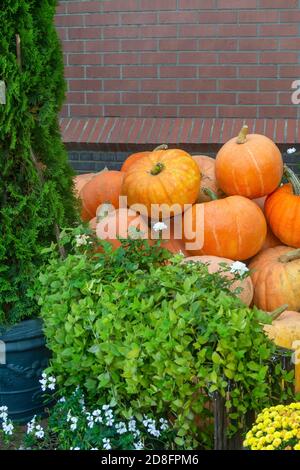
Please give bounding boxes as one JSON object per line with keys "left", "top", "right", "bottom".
{"left": 121, "top": 151, "right": 149, "bottom": 173}
{"left": 80, "top": 171, "right": 124, "bottom": 222}
{"left": 249, "top": 246, "right": 300, "bottom": 312}
{"left": 215, "top": 126, "right": 283, "bottom": 199}
{"left": 183, "top": 196, "right": 267, "bottom": 260}
{"left": 122, "top": 148, "right": 201, "bottom": 219}
{"left": 184, "top": 255, "right": 253, "bottom": 306}
{"left": 74, "top": 173, "right": 95, "bottom": 197}
{"left": 193, "top": 155, "right": 223, "bottom": 203}
{"left": 265, "top": 183, "right": 300, "bottom": 248}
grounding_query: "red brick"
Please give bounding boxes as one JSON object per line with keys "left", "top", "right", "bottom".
{"left": 62, "top": 41, "right": 85, "bottom": 53}
{"left": 179, "top": 107, "right": 217, "bottom": 117}
{"left": 118, "top": 118, "right": 135, "bottom": 142}
{"left": 121, "top": 39, "right": 157, "bottom": 51}
{"left": 278, "top": 93, "right": 294, "bottom": 105}
{"left": 190, "top": 119, "right": 204, "bottom": 142}
{"left": 180, "top": 119, "right": 194, "bottom": 142}
{"left": 220, "top": 119, "right": 234, "bottom": 142}
{"left": 260, "top": 0, "right": 298, "bottom": 7}
{"left": 55, "top": 15, "right": 83, "bottom": 27}
{"left": 88, "top": 118, "right": 107, "bottom": 143}
{"left": 168, "top": 118, "right": 183, "bottom": 142}
{"left": 198, "top": 11, "right": 238, "bottom": 23}
{"left": 60, "top": 117, "right": 71, "bottom": 134}
{"left": 67, "top": 1, "right": 101, "bottom": 13}
{"left": 140, "top": 0, "right": 176, "bottom": 9}
{"left": 239, "top": 38, "right": 277, "bottom": 50}
{"left": 239, "top": 65, "right": 277, "bottom": 78}
{"left": 102, "top": 0, "right": 138, "bottom": 11}
{"left": 178, "top": 0, "right": 214, "bottom": 7}
{"left": 254, "top": 119, "right": 266, "bottom": 134}
{"left": 104, "top": 26, "right": 139, "bottom": 39}
{"left": 64, "top": 66, "right": 85, "bottom": 78}
{"left": 286, "top": 119, "right": 297, "bottom": 142}
{"left": 201, "top": 119, "right": 214, "bottom": 141}
{"left": 85, "top": 14, "right": 119, "bottom": 26}
{"left": 72, "top": 119, "right": 87, "bottom": 142}
{"left": 159, "top": 39, "right": 198, "bottom": 51}
{"left": 259, "top": 24, "right": 298, "bottom": 36}
{"left": 219, "top": 79, "right": 257, "bottom": 91}
{"left": 140, "top": 52, "right": 177, "bottom": 64}
{"left": 85, "top": 40, "right": 119, "bottom": 52}
{"left": 219, "top": 107, "right": 257, "bottom": 118}
{"left": 123, "top": 93, "right": 157, "bottom": 105}
{"left": 159, "top": 93, "right": 197, "bottom": 105}
{"left": 69, "top": 54, "right": 102, "bottom": 65}
{"left": 86, "top": 66, "right": 120, "bottom": 78}
{"left": 238, "top": 93, "right": 277, "bottom": 105}
{"left": 57, "top": 29, "right": 67, "bottom": 41}
{"left": 179, "top": 25, "right": 217, "bottom": 37}
{"left": 121, "top": 12, "right": 157, "bottom": 24}
{"left": 275, "top": 119, "right": 285, "bottom": 143}
{"left": 69, "top": 79, "right": 102, "bottom": 91}
{"left": 199, "top": 66, "right": 237, "bottom": 78}
{"left": 259, "top": 79, "right": 293, "bottom": 91}
{"left": 70, "top": 105, "right": 104, "bottom": 117}
{"left": 218, "top": 25, "right": 257, "bottom": 37}
{"left": 110, "top": 119, "right": 128, "bottom": 142}
{"left": 104, "top": 105, "right": 140, "bottom": 117}
{"left": 141, "top": 79, "right": 177, "bottom": 91}
{"left": 98, "top": 117, "right": 116, "bottom": 142}
{"left": 199, "top": 39, "right": 237, "bottom": 51}
{"left": 148, "top": 119, "right": 166, "bottom": 141}
{"left": 80, "top": 119, "right": 99, "bottom": 143}
{"left": 179, "top": 80, "right": 216, "bottom": 91}
{"left": 156, "top": 119, "right": 172, "bottom": 143}
{"left": 210, "top": 119, "right": 223, "bottom": 143}
{"left": 219, "top": 52, "right": 257, "bottom": 64}
{"left": 265, "top": 120, "right": 276, "bottom": 140}
{"left": 218, "top": 0, "right": 257, "bottom": 6}
{"left": 68, "top": 28, "right": 101, "bottom": 40}
{"left": 280, "top": 11, "right": 300, "bottom": 22}
{"left": 141, "top": 106, "right": 178, "bottom": 117}
{"left": 56, "top": 2, "right": 66, "bottom": 14}
{"left": 280, "top": 38, "right": 300, "bottom": 50}
{"left": 103, "top": 80, "right": 139, "bottom": 91}
{"left": 259, "top": 106, "right": 297, "bottom": 118}
{"left": 123, "top": 66, "right": 157, "bottom": 78}
{"left": 239, "top": 11, "right": 279, "bottom": 23}
{"left": 86, "top": 92, "right": 120, "bottom": 104}
{"left": 260, "top": 52, "right": 298, "bottom": 64}
{"left": 159, "top": 11, "right": 199, "bottom": 23}
{"left": 179, "top": 52, "right": 218, "bottom": 64}
{"left": 280, "top": 66, "right": 300, "bottom": 78}
{"left": 103, "top": 53, "right": 139, "bottom": 65}
{"left": 199, "top": 93, "right": 236, "bottom": 105}
{"left": 160, "top": 66, "right": 197, "bottom": 78}
{"left": 129, "top": 118, "right": 147, "bottom": 142}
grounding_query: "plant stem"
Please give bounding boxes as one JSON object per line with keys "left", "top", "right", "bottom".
{"left": 153, "top": 144, "right": 168, "bottom": 152}
{"left": 151, "top": 162, "right": 165, "bottom": 175}
{"left": 236, "top": 125, "right": 249, "bottom": 144}
{"left": 283, "top": 165, "right": 300, "bottom": 196}
{"left": 278, "top": 248, "right": 300, "bottom": 263}
{"left": 269, "top": 304, "right": 289, "bottom": 321}
{"left": 203, "top": 188, "right": 218, "bottom": 200}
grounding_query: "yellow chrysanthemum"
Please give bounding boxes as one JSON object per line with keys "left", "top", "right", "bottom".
{"left": 272, "top": 438, "right": 282, "bottom": 448}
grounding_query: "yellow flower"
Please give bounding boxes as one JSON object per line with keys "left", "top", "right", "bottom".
{"left": 256, "top": 430, "right": 263, "bottom": 438}
{"left": 265, "top": 445, "right": 275, "bottom": 450}
{"left": 294, "top": 443, "right": 300, "bottom": 451}
{"left": 272, "top": 438, "right": 282, "bottom": 448}
{"left": 284, "top": 431, "right": 294, "bottom": 441}
{"left": 273, "top": 431, "right": 282, "bottom": 439}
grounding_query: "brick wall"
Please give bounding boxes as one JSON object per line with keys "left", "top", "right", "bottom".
{"left": 56, "top": 0, "right": 300, "bottom": 121}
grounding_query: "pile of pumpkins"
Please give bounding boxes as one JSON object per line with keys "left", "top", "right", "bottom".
{"left": 74, "top": 125, "right": 300, "bottom": 320}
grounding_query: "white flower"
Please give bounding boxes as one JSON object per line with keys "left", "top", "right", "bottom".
{"left": 102, "top": 438, "right": 111, "bottom": 450}
{"left": 102, "top": 404, "right": 110, "bottom": 411}
{"left": 75, "top": 234, "right": 90, "bottom": 247}
{"left": 134, "top": 441, "right": 144, "bottom": 450}
{"left": 105, "top": 417, "right": 114, "bottom": 427}
{"left": 159, "top": 418, "right": 169, "bottom": 431}
{"left": 287, "top": 147, "right": 296, "bottom": 154}
{"left": 2, "top": 421, "right": 14, "bottom": 435}
{"left": 128, "top": 418, "right": 136, "bottom": 432}
{"left": 70, "top": 447, "right": 80, "bottom": 450}
{"left": 35, "top": 425, "right": 44, "bottom": 439}
{"left": 0, "top": 406, "right": 8, "bottom": 420}
{"left": 58, "top": 397, "right": 66, "bottom": 403}
{"left": 153, "top": 222, "right": 167, "bottom": 232}
{"left": 67, "top": 410, "right": 72, "bottom": 422}
{"left": 230, "top": 261, "right": 249, "bottom": 276}
{"left": 70, "top": 416, "right": 78, "bottom": 431}
{"left": 91, "top": 448, "right": 98, "bottom": 450}
{"left": 92, "top": 409, "right": 101, "bottom": 417}
{"left": 26, "top": 416, "right": 37, "bottom": 434}
{"left": 115, "top": 421, "right": 127, "bottom": 435}
{"left": 39, "top": 373, "right": 56, "bottom": 392}
{"left": 86, "top": 413, "right": 94, "bottom": 429}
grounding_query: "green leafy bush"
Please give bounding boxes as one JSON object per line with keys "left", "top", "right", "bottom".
{"left": 37, "top": 229, "right": 295, "bottom": 449}
{"left": 0, "top": 0, "right": 78, "bottom": 324}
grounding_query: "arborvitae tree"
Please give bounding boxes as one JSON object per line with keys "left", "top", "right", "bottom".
{"left": 0, "top": 0, "right": 78, "bottom": 324}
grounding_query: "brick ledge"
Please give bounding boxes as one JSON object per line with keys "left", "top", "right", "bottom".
{"left": 60, "top": 118, "right": 299, "bottom": 151}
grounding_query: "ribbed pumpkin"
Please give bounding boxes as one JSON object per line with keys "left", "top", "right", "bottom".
{"left": 182, "top": 195, "right": 267, "bottom": 260}
{"left": 249, "top": 246, "right": 300, "bottom": 312}
{"left": 121, "top": 145, "right": 168, "bottom": 173}
{"left": 74, "top": 173, "right": 95, "bottom": 197}
{"left": 80, "top": 171, "right": 124, "bottom": 222}
{"left": 215, "top": 125, "right": 283, "bottom": 199}
{"left": 122, "top": 147, "right": 201, "bottom": 219}
{"left": 193, "top": 155, "right": 223, "bottom": 203}
{"left": 184, "top": 255, "right": 253, "bottom": 306}
{"left": 265, "top": 166, "right": 300, "bottom": 248}
{"left": 95, "top": 208, "right": 149, "bottom": 251}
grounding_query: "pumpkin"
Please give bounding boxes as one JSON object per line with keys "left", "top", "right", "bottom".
{"left": 74, "top": 173, "right": 95, "bottom": 197}
{"left": 121, "top": 145, "right": 168, "bottom": 173}
{"left": 122, "top": 147, "right": 201, "bottom": 219}
{"left": 89, "top": 217, "right": 97, "bottom": 231}
{"left": 265, "top": 166, "right": 300, "bottom": 248}
{"left": 80, "top": 170, "right": 124, "bottom": 222}
{"left": 184, "top": 255, "right": 253, "bottom": 306}
{"left": 193, "top": 155, "right": 223, "bottom": 203}
{"left": 182, "top": 195, "right": 267, "bottom": 260}
{"left": 151, "top": 216, "right": 188, "bottom": 255}
{"left": 215, "top": 125, "right": 283, "bottom": 199}
{"left": 95, "top": 208, "right": 149, "bottom": 251}
{"left": 249, "top": 246, "right": 300, "bottom": 312}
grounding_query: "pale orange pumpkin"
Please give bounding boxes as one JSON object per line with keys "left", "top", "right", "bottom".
{"left": 184, "top": 255, "right": 253, "bottom": 306}
{"left": 182, "top": 195, "right": 267, "bottom": 260}
{"left": 74, "top": 173, "right": 95, "bottom": 197}
{"left": 215, "top": 125, "right": 283, "bottom": 199}
{"left": 249, "top": 246, "right": 300, "bottom": 312}
{"left": 193, "top": 155, "right": 223, "bottom": 203}
{"left": 122, "top": 147, "right": 201, "bottom": 219}
{"left": 121, "top": 145, "right": 168, "bottom": 173}
{"left": 80, "top": 171, "right": 124, "bottom": 222}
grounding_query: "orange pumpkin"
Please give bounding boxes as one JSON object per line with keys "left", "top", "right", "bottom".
{"left": 121, "top": 145, "right": 168, "bottom": 173}
{"left": 249, "top": 246, "right": 300, "bottom": 312}
{"left": 122, "top": 147, "right": 201, "bottom": 219}
{"left": 252, "top": 196, "right": 281, "bottom": 252}
{"left": 265, "top": 166, "right": 300, "bottom": 248}
{"left": 182, "top": 195, "right": 267, "bottom": 260}
{"left": 193, "top": 155, "right": 223, "bottom": 203}
{"left": 184, "top": 255, "right": 253, "bottom": 306}
{"left": 150, "top": 217, "right": 188, "bottom": 255}
{"left": 95, "top": 208, "right": 149, "bottom": 251}
{"left": 215, "top": 125, "right": 283, "bottom": 199}
{"left": 80, "top": 171, "right": 125, "bottom": 222}
{"left": 74, "top": 173, "right": 95, "bottom": 197}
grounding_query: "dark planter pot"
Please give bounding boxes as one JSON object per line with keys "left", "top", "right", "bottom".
{"left": 0, "top": 318, "right": 52, "bottom": 423}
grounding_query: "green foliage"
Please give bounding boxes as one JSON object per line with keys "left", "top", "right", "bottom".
{"left": 36, "top": 229, "right": 295, "bottom": 449}
{"left": 0, "top": 1, "right": 78, "bottom": 324}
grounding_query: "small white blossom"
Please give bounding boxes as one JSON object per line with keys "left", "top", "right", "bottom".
{"left": 153, "top": 222, "right": 167, "bottom": 232}
{"left": 102, "top": 438, "right": 111, "bottom": 450}
{"left": 115, "top": 421, "right": 127, "bottom": 435}
{"left": 58, "top": 397, "right": 66, "bottom": 403}
{"left": 159, "top": 418, "right": 169, "bottom": 431}
{"left": 70, "top": 447, "right": 80, "bottom": 450}
{"left": 39, "top": 373, "right": 56, "bottom": 392}
{"left": 105, "top": 417, "right": 114, "bottom": 427}
{"left": 75, "top": 234, "right": 90, "bottom": 247}
{"left": 70, "top": 416, "right": 78, "bottom": 431}
{"left": 26, "top": 416, "right": 37, "bottom": 434}
{"left": 86, "top": 413, "right": 94, "bottom": 429}
{"left": 102, "top": 404, "right": 110, "bottom": 411}
{"left": 230, "top": 261, "right": 249, "bottom": 276}
{"left": 0, "top": 406, "right": 8, "bottom": 420}
{"left": 2, "top": 421, "right": 14, "bottom": 435}
{"left": 287, "top": 147, "right": 296, "bottom": 154}
{"left": 128, "top": 418, "right": 136, "bottom": 432}
{"left": 134, "top": 441, "right": 144, "bottom": 450}
{"left": 91, "top": 448, "right": 98, "bottom": 450}
{"left": 35, "top": 425, "right": 44, "bottom": 439}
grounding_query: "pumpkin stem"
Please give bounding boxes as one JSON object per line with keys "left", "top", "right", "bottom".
{"left": 269, "top": 304, "right": 289, "bottom": 321}
{"left": 236, "top": 125, "right": 249, "bottom": 144}
{"left": 278, "top": 248, "right": 300, "bottom": 263}
{"left": 203, "top": 188, "right": 218, "bottom": 201}
{"left": 153, "top": 144, "right": 168, "bottom": 152}
{"left": 283, "top": 165, "right": 300, "bottom": 196}
{"left": 151, "top": 162, "right": 165, "bottom": 176}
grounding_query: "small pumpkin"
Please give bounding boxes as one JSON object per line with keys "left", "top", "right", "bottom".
{"left": 184, "top": 255, "right": 253, "bottom": 306}
{"left": 80, "top": 170, "right": 124, "bottom": 222}
{"left": 74, "top": 172, "right": 95, "bottom": 197}
{"left": 122, "top": 146, "right": 201, "bottom": 219}
{"left": 215, "top": 125, "right": 283, "bottom": 199}
{"left": 182, "top": 195, "right": 267, "bottom": 260}
{"left": 249, "top": 246, "right": 300, "bottom": 312}
{"left": 121, "top": 145, "right": 168, "bottom": 173}
{"left": 193, "top": 155, "right": 223, "bottom": 203}
{"left": 265, "top": 166, "right": 300, "bottom": 248}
